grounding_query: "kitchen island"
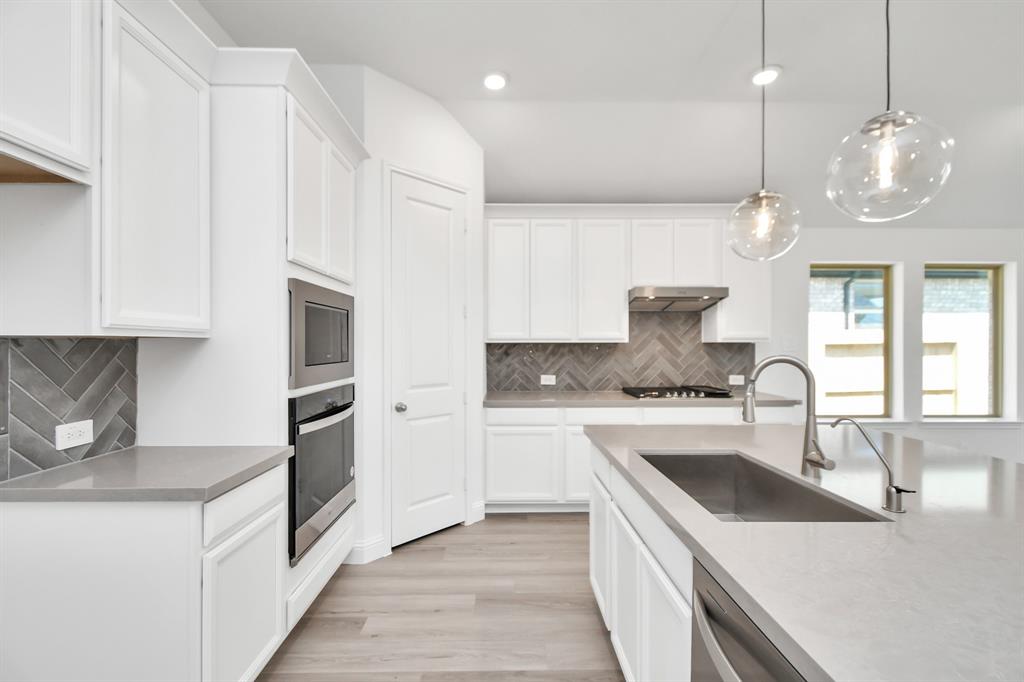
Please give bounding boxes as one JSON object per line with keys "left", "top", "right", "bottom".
{"left": 585, "top": 424, "right": 1023, "bottom": 681}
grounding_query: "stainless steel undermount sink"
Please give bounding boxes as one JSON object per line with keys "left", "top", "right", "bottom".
{"left": 639, "top": 451, "right": 889, "bottom": 522}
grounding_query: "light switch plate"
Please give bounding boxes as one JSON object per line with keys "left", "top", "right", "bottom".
{"left": 55, "top": 420, "right": 93, "bottom": 450}
{"left": 540, "top": 374, "right": 557, "bottom": 386}
{"left": 728, "top": 374, "right": 746, "bottom": 386}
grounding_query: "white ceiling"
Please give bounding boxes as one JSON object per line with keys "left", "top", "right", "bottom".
{"left": 201, "top": 0, "right": 1024, "bottom": 228}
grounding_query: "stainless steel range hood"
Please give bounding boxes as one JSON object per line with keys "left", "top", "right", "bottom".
{"left": 628, "top": 286, "right": 729, "bottom": 312}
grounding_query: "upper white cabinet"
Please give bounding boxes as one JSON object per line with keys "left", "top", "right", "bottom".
{"left": 487, "top": 219, "right": 530, "bottom": 339}
{"left": 530, "top": 219, "right": 575, "bottom": 340}
{"left": 286, "top": 94, "right": 359, "bottom": 284}
{"left": 577, "top": 219, "right": 629, "bottom": 341}
{"left": 0, "top": 0, "right": 97, "bottom": 182}
{"left": 631, "top": 219, "right": 722, "bottom": 287}
{"left": 702, "top": 243, "right": 773, "bottom": 342}
{"left": 102, "top": 1, "right": 210, "bottom": 332}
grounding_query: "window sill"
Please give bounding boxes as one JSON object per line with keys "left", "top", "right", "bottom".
{"left": 919, "top": 418, "right": 1023, "bottom": 429}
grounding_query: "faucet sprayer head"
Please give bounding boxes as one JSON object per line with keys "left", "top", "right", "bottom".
{"left": 742, "top": 382, "right": 756, "bottom": 423}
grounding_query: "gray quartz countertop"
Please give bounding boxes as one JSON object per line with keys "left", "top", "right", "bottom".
{"left": 585, "top": 424, "right": 1024, "bottom": 682}
{"left": 0, "top": 445, "right": 292, "bottom": 502}
{"left": 484, "top": 390, "right": 799, "bottom": 408}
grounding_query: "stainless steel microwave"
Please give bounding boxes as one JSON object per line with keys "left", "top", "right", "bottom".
{"left": 289, "top": 279, "right": 354, "bottom": 390}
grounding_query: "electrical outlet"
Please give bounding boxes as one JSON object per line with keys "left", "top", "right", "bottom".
{"left": 728, "top": 374, "right": 747, "bottom": 386}
{"left": 540, "top": 374, "right": 557, "bottom": 386}
{"left": 55, "top": 420, "right": 93, "bottom": 450}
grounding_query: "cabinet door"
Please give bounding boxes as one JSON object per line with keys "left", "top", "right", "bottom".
{"left": 487, "top": 219, "right": 530, "bottom": 340}
{"left": 0, "top": 0, "right": 95, "bottom": 175}
{"left": 610, "top": 503, "right": 641, "bottom": 682}
{"left": 639, "top": 545, "right": 692, "bottom": 682}
{"left": 485, "top": 427, "right": 559, "bottom": 501}
{"left": 564, "top": 427, "right": 591, "bottom": 501}
{"left": 577, "top": 219, "right": 629, "bottom": 341}
{"left": 530, "top": 219, "right": 575, "bottom": 340}
{"left": 630, "top": 219, "right": 674, "bottom": 286}
{"left": 102, "top": 3, "right": 210, "bottom": 332}
{"left": 326, "top": 145, "right": 356, "bottom": 283}
{"left": 287, "top": 95, "right": 328, "bottom": 273}
{"left": 702, "top": 242, "right": 772, "bottom": 342}
{"left": 202, "top": 503, "right": 286, "bottom": 682}
{"left": 674, "top": 219, "right": 722, "bottom": 286}
{"left": 589, "top": 473, "right": 612, "bottom": 630}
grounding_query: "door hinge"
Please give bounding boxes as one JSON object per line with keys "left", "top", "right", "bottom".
{"left": 462, "top": 391, "right": 467, "bottom": 405}
{"left": 463, "top": 305, "right": 468, "bottom": 319}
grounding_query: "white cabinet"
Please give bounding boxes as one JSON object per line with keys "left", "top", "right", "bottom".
{"left": 577, "top": 219, "right": 629, "bottom": 341}
{"left": 530, "top": 219, "right": 575, "bottom": 339}
{"left": 630, "top": 219, "right": 675, "bottom": 286}
{"left": 610, "top": 502, "right": 642, "bottom": 682}
{"left": 487, "top": 219, "right": 530, "bottom": 339}
{"left": 485, "top": 427, "right": 560, "bottom": 501}
{"left": 702, "top": 242, "right": 773, "bottom": 342}
{"left": 326, "top": 146, "right": 356, "bottom": 282}
{"left": 589, "top": 473, "right": 612, "bottom": 630}
{"left": 630, "top": 219, "right": 722, "bottom": 287}
{"left": 564, "top": 426, "right": 592, "bottom": 501}
{"left": 102, "top": 1, "right": 210, "bottom": 332}
{"left": 202, "top": 503, "right": 286, "bottom": 682}
{"left": 0, "top": 0, "right": 97, "bottom": 181}
{"left": 287, "top": 96, "right": 329, "bottom": 273}
{"left": 639, "top": 545, "right": 692, "bottom": 682}
{"left": 286, "top": 95, "right": 359, "bottom": 283}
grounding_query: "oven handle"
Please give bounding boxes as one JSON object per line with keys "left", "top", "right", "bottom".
{"left": 298, "top": 405, "right": 355, "bottom": 435}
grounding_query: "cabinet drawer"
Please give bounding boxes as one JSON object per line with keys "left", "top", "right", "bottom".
{"left": 485, "top": 408, "right": 560, "bottom": 426}
{"left": 564, "top": 408, "right": 641, "bottom": 425}
{"left": 204, "top": 464, "right": 287, "bottom": 548}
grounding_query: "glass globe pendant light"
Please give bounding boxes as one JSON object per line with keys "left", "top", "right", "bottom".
{"left": 726, "top": 0, "right": 801, "bottom": 262}
{"left": 825, "top": 0, "right": 954, "bottom": 222}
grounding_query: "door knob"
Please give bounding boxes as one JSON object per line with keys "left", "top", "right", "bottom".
{"left": 394, "top": 402, "right": 408, "bottom": 413}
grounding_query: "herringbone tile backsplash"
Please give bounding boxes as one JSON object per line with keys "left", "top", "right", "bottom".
{"left": 488, "top": 313, "right": 754, "bottom": 391}
{"left": 0, "top": 338, "right": 138, "bottom": 482}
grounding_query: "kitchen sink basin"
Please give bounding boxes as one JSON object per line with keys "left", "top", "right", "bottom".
{"left": 639, "top": 451, "right": 888, "bottom": 522}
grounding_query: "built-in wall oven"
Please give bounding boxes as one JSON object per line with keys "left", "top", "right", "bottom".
{"left": 289, "top": 278, "right": 354, "bottom": 390}
{"left": 288, "top": 383, "right": 355, "bottom": 565}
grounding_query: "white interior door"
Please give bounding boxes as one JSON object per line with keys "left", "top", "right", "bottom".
{"left": 390, "top": 171, "right": 467, "bottom": 547}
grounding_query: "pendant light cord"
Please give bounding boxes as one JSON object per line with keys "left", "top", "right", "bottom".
{"left": 760, "top": 0, "right": 766, "bottom": 190}
{"left": 885, "top": 0, "right": 891, "bottom": 111}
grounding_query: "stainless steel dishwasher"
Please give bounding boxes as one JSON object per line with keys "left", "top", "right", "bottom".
{"left": 691, "top": 560, "right": 805, "bottom": 681}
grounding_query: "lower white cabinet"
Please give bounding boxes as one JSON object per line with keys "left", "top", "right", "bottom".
{"left": 591, "top": 450, "right": 694, "bottom": 682}
{"left": 564, "top": 427, "right": 593, "bottom": 501}
{"left": 202, "top": 503, "right": 287, "bottom": 682}
{"left": 610, "top": 503, "right": 642, "bottom": 682}
{"left": 639, "top": 544, "right": 692, "bottom": 682}
{"left": 589, "top": 474, "right": 612, "bottom": 630}
{"left": 485, "top": 427, "right": 560, "bottom": 501}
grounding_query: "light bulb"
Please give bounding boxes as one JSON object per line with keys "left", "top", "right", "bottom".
{"left": 726, "top": 190, "right": 801, "bottom": 262}
{"left": 826, "top": 110, "right": 953, "bottom": 222}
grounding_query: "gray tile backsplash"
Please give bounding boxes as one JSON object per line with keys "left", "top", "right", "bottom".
{"left": 488, "top": 312, "right": 754, "bottom": 391}
{"left": 0, "top": 338, "right": 138, "bottom": 482}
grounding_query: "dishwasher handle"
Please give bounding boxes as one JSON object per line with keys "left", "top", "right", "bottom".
{"left": 694, "top": 591, "right": 743, "bottom": 682}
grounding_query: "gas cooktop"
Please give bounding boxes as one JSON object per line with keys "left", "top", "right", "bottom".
{"left": 621, "top": 384, "right": 733, "bottom": 399}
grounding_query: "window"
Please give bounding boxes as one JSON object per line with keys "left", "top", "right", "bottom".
{"left": 808, "top": 266, "right": 891, "bottom": 417}
{"left": 922, "top": 265, "right": 1001, "bottom": 417}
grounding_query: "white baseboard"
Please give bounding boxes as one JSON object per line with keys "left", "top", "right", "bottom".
{"left": 345, "top": 533, "right": 390, "bottom": 564}
{"left": 466, "top": 500, "right": 486, "bottom": 525}
{"left": 486, "top": 502, "right": 590, "bottom": 514}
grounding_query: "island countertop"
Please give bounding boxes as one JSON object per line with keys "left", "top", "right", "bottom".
{"left": 584, "top": 423, "right": 1023, "bottom": 682}
{"left": 0, "top": 445, "right": 293, "bottom": 502}
{"left": 484, "top": 390, "right": 799, "bottom": 408}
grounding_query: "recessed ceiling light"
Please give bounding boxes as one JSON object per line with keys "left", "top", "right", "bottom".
{"left": 484, "top": 72, "right": 508, "bottom": 91}
{"left": 751, "top": 65, "right": 782, "bottom": 86}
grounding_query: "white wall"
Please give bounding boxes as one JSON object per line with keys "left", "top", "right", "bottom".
{"left": 755, "top": 227, "right": 1024, "bottom": 462}
{"left": 173, "top": 0, "right": 237, "bottom": 47}
{"left": 314, "top": 65, "right": 486, "bottom": 562}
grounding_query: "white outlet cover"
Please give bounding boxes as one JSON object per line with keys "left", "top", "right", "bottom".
{"left": 728, "top": 374, "right": 747, "bottom": 386}
{"left": 55, "top": 420, "right": 94, "bottom": 450}
{"left": 540, "top": 374, "right": 557, "bottom": 386}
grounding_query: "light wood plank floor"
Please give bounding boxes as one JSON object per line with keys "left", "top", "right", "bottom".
{"left": 259, "top": 513, "right": 624, "bottom": 682}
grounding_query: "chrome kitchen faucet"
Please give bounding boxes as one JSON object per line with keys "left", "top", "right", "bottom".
{"left": 743, "top": 355, "right": 836, "bottom": 473}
